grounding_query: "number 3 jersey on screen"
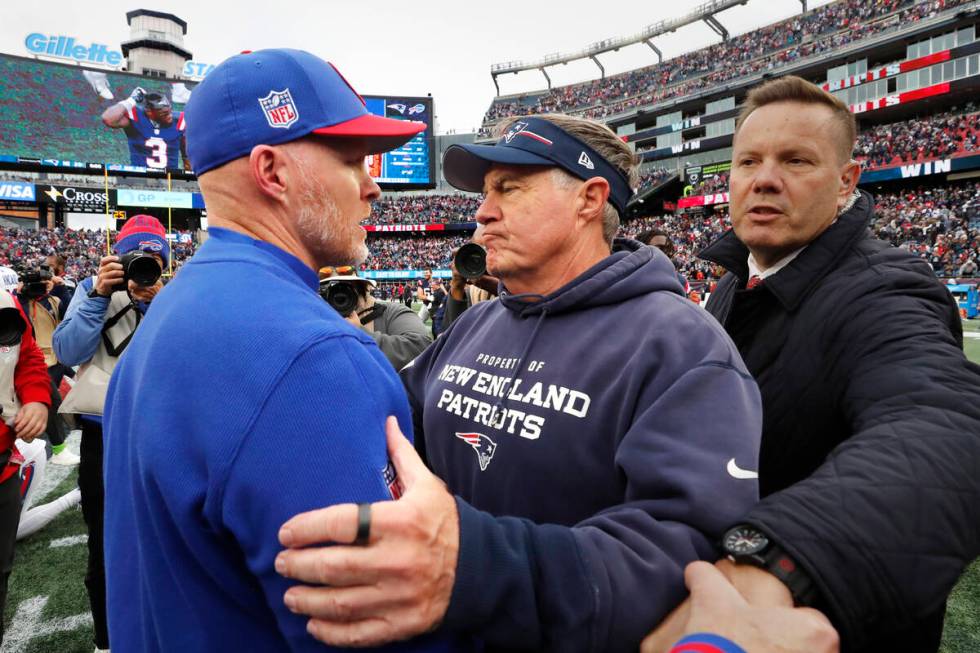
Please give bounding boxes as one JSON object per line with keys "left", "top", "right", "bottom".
{"left": 123, "top": 105, "right": 186, "bottom": 169}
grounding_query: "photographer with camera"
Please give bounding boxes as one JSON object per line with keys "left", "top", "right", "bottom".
{"left": 0, "top": 285, "right": 50, "bottom": 646}
{"left": 442, "top": 242, "right": 498, "bottom": 330}
{"left": 320, "top": 267, "right": 432, "bottom": 371}
{"left": 44, "top": 254, "right": 75, "bottom": 306}
{"left": 15, "top": 263, "right": 77, "bottom": 466}
{"left": 52, "top": 214, "right": 167, "bottom": 653}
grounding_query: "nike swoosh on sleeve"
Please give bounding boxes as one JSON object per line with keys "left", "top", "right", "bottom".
{"left": 727, "top": 458, "right": 759, "bottom": 480}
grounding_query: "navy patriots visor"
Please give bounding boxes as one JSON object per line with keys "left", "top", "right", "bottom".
{"left": 442, "top": 117, "right": 634, "bottom": 214}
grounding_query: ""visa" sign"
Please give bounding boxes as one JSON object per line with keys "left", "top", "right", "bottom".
{"left": 0, "top": 182, "right": 35, "bottom": 202}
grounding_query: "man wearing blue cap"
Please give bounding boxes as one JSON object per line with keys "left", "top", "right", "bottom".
{"left": 274, "top": 113, "right": 763, "bottom": 652}
{"left": 53, "top": 213, "right": 169, "bottom": 653}
{"left": 100, "top": 49, "right": 458, "bottom": 652}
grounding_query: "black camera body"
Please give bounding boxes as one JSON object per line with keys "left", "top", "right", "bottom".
{"left": 454, "top": 243, "right": 487, "bottom": 279}
{"left": 319, "top": 280, "right": 360, "bottom": 317}
{"left": 113, "top": 250, "right": 162, "bottom": 292}
{"left": 19, "top": 264, "right": 53, "bottom": 299}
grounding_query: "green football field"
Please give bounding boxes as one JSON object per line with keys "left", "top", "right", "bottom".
{"left": 3, "top": 320, "right": 979, "bottom": 652}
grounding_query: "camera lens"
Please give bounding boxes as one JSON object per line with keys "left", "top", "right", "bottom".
{"left": 322, "top": 282, "right": 359, "bottom": 317}
{"left": 116, "top": 251, "right": 162, "bottom": 291}
{"left": 454, "top": 243, "right": 487, "bottom": 279}
{"left": 127, "top": 256, "right": 162, "bottom": 287}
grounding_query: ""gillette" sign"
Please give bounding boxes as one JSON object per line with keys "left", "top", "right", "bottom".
{"left": 25, "top": 33, "right": 123, "bottom": 66}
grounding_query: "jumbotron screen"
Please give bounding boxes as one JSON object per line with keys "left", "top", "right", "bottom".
{"left": 364, "top": 96, "right": 434, "bottom": 188}
{"left": 0, "top": 54, "right": 435, "bottom": 188}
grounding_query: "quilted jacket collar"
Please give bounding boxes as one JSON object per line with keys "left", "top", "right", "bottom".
{"left": 700, "top": 190, "right": 875, "bottom": 312}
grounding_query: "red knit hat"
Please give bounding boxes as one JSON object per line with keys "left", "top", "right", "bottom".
{"left": 114, "top": 214, "right": 170, "bottom": 265}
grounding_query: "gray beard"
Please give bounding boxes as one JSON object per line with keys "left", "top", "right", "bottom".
{"left": 295, "top": 175, "right": 368, "bottom": 268}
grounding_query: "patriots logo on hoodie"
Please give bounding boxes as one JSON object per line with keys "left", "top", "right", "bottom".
{"left": 455, "top": 432, "right": 497, "bottom": 471}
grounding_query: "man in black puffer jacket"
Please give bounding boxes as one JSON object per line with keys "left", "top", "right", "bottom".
{"left": 643, "top": 75, "right": 980, "bottom": 653}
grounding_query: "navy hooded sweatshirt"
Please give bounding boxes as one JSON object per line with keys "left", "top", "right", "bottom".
{"left": 401, "top": 239, "right": 762, "bottom": 652}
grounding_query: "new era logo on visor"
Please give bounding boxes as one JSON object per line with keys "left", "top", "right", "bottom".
{"left": 258, "top": 88, "right": 299, "bottom": 129}
{"left": 578, "top": 152, "right": 595, "bottom": 170}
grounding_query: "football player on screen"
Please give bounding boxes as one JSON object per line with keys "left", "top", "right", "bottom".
{"left": 102, "top": 87, "right": 190, "bottom": 171}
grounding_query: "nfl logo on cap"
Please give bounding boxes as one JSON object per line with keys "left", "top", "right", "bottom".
{"left": 258, "top": 88, "right": 299, "bottom": 129}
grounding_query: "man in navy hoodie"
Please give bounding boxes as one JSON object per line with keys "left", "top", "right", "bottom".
{"left": 276, "top": 114, "right": 763, "bottom": 652}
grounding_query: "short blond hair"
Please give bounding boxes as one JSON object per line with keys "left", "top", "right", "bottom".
{"left": 736, "top": 75, "right": 856, "bottom": 162}
{"left": 495, "top": 114, "right": 639, "bottom": 245}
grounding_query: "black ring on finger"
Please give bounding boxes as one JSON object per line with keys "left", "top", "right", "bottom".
{"left": 355, "top": 503, "right": 371, "bottom": 546}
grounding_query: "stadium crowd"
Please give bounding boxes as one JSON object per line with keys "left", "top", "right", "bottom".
{"left": 479, "top": 0, "right": 966, "bottom": 133}
{"left": 621, "top": 179, "right": 980, "bottom": 281}
{"left": 856, "top": 105, "right": 979, "bottom": 169}
{"left": 872, "top": 180, "right": 980, "bottom": 276}
{"left": 620, "top": 211, "right": 728, "bottom": 281}
{"left": 370, "top": 193, "right": 480, "bottom": 225}
{"left": 361, "top": 233, "right": 470, "bottom": 271}
{"left": 637, "top": 167, "right": 675, "bottom": 191}
{"left": 0, "top": 227, "right": 197, "bottom": 281}
{"left": 1, "top": 179, "right": 973, "bottom": 284}
{"left": 685, "top": 171, "right": 730, "bottom": 196}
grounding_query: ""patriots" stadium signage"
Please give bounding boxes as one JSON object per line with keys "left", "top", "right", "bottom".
{"left": 24, "top": 33, "right": 123, "bottom": 66}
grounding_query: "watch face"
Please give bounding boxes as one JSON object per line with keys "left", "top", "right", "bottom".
{"left": 723, "top": 526, "right": 769, "bottom": 555}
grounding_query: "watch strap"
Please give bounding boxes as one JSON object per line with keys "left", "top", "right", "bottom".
{"left": 724, "top": 524, "right": 820, "bottom": 607}
{"left": 757, "top": 542, "right": 819, "bottom": 607}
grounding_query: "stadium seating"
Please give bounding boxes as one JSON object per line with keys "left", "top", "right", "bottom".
{"left": 636, "top": 167, "right": 674, "bottom": 193}
{"left": 856, "top": 104, "right": 979, "bottom": 169}
{"left": 0, "top": 227, "right": 197, "bottom": 281}
{"left": 371, "top": 194, "right": 480, "bottom": 225}
{"left": 621, "top": 179, "right": 980, "bottom": 280}
{"left": 872, "top": 180, "right": 980, "bottom": 276}
{"left": 361, "top": 233, "right": 470, "bottom": 271}
{"left": 479, "top": 0, "right": 969, "bottom": 133}
{"left": 0, "top": 172, "right": 973, "bottom": 283}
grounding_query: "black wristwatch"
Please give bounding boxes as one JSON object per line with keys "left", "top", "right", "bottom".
{"left": 87, "top": 286, "right": 109, "bottom": 299}
{"left": 721, "top": 524, "right": 819, "bottom": 606}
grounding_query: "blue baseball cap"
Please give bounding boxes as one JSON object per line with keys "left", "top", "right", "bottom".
{"left": 185, "top": 48, "right": 426, "bottom": 176}
{"left": 443, "top": 117, "right": 635, "bottom": 214}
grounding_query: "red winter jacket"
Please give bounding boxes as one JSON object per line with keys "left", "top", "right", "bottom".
{"left": 0, "top": 298, "right": 52, "bottom": 482}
